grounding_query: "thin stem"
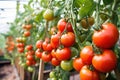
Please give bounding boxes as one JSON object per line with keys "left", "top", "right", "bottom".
{"left": 70, "top": 0, "right": 82, "bottom": 50}
{"left": 95, "top": 0, "right": 101, "bottom": 29}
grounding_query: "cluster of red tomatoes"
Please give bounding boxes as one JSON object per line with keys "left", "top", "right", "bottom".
{"left": 73, "top": 23, "right": 119, "bottom": 80}
{"left": 35, "top": 18, "right": 75, "bottom": 71}
{"left": 16, "top": 24, "right": 32, "bottom": 53}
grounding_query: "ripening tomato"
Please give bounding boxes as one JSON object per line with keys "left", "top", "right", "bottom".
{"left": 80, "top": 17, "right": 94, "bottom": 29}
{"left": 57, "top": 19, "right": 73, "bottom": 32}
{"left": 42, "top": 39, "right": 53, "bottom": 51}
{"left": 80, "top": 65, "right": 100, "bottom": 80}
{"left": 23, "top": 31, "right": 31, "bottom": 37}
{"left": 25, "top": 45, "right": 33, "bottom": 51}
{"left": 92, "top": 50, "right": 117, "bottom": 73}
{"left": 56, "top": 48, "right": 71, "bottom": 61}
{"left": 51, "top": 57, "right": 61, "bottom": 66}
{"left": 36, "top": 40, "right": 43, "bottom": 49}
{"left": 50, "top": 27, "right": 57, "bottom": 35}
{"left": 73, "top": 58, "right": 84, "bottom": 72}
{"left": 92, "top": 23, "right": 119, "bottom": 49}
{"left": 17, "top": 47, "right": 24, "bottom": 53}
{"left": 26, "top": 54, "right": 34, "bottom": 61}
{"left": 41, "top": 52, "right": 52, "bottom": 62}
{"left": 25, "top": 24, "right": 32, "bottom": 30}
{"left": 43, "top": 9, "right": 54, "bottom": 21}
{"left": 60, "top": 60, "right": 73, "bottom": 71}
{"left": 80, "top": 46, "right": 94, "bottom": 65}
{"left": 35, "top": 49, "right": 42, "bottom": 58}
{"left": 61, "top": 32, "right": 75, "bottom": 47}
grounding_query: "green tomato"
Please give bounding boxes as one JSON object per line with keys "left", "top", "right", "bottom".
{"left": 27, "top": 66, "right": 34, "bottom": 72}
{"left": 51, "top": 78, "right": 57, "bottom": 80}
{"left": 60, "top": 60, "right": 73, "bottom": 71}
{"left": 49, "top": 71, "right": 56, "bottom": 78}
{"left": 71, "top": 47, "right": 79, "bottom": 58}
{"left": 43, "top": 9, "right": 54, "bottom": 21}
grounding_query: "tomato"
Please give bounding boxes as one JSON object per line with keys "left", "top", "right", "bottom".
{"left": 50, "top": 27, "right": 57, "bottom": 35}
{"left": 92, "top": 23, "right": 119, "bottom": 49}
{"left": 27, "top": 66, "right": 34, "bottom": 72}
{"left": 36, "top": 40, "right": 43, "bottom": 49}
{"left": 27, "top": 50, "right": 35, "bottom": 55}
{"left": 57, "top": 19, "right": 73, "bottom": 32}
{"left": 43, "top": 9, "right": 54, "bottom": 21}
{"left": 51, "top": 49, "right": 56, "bottom": 58}
{"left": 16, "top": 43, "right": 24, "bottom": 48}
{"left": 17, "top": 47, "right": 24, "bottom": 53}
{"left": 26, "top": 54, "right": 34, "bottom": 61}
{"left": 51, "top": 34, "right": 60, "bottom": 48}
{"left": 42, "top": 40, "right": 53, "bottom": 51}
{"left": 80, "top": 17, "right": 94, "bottom": 29}
{"left": 60, "top": 60, "right": 73, "bottom": 71}
{"left": 49, "top": 71, "right": 56, "bottom": 78}
{"left": 41, "top": 52, "right": 52, "bottom": 62}
{"left": 23, "top": 31, "right": 31, "bottom": 37}
{"left": 80, "top": 65, "right": 100, "bottom": 80}
{"left": 61, "top": 32, "right": 75, "bottom": 47}
{"left": 73, "top": 58, "right": 84, "bottom": 72}
{"left": 26, "top": 60, "right": 33, "bottom": 66}
{"left": 71, "top": 47, "right": 79, "bottom": 58}
{"left": 35, "top": 49, "right": 42, "bottom": 58}
{"left": 25, "top": 24, "right": 32, "bottom": 30}
{"left": 51, "top": 57, "right": 60, "bottom": 66}
{"left": 25, "top": 45, "right": 33, "bottom": 51}
{"left": 92, "top": 50, "right": 117, "bottom": 73}
{"left": 80, "top": 46, "right": 94, "bottom": 65}
{"left": 56, "top": 48, "right": 71, "bottom": 61}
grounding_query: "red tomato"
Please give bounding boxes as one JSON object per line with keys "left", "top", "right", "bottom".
{"left": 27, "top": 54, "right": 34, "bottom": 61}
{"left": 41, "top": 52, "right": 52, "bottom": 62}
{"left": 17, "top": 47, "right": 24, "bottom": 53}
{"left": 23, "top": 31, "right": 31, "bottom": 37}
{"left": 51, "top": 57, "right": 60, "bottom": 66}
{"left": 51, "top": 49, "right": 56, "bottom": 58}
{"left": 92, "top": 23, "right": 119, "bottom": 49}
{"left": 26, "top": 60, "right": 33, "bottom": 66}
{"left": 73, "top": 58, "right": 84, "bottom": 72}
{"left": 80, "top": 46, "right": 94, "bottom": 65}
{"left": 57, "top": 19, "right": 73, "bottom": 32}
{"left": 92, "top": 50, "right": 117, "bottom": 73}
{"left": 61, "top": 32, "right": 75, "bottom": 47}
{"left": 51, "top": 34, "right": 60, "bottom": 48}
{"left": 35, "top": 49, "right": 42, "bottom": 58}
{"left": 16, "top": 43, "right": 24, "bottom": 48}
{"left": 25, "top": 45, "right": 33, "bottom": 51}
{"left": 27, "top": 50, "right": 35, "bottom": 55}
{"left": 36, "top": 40, "right": 43, "bottom": 49}
{"left": 56, "top": 48, "right": 71, "bottom": 61}
{"left": 42, "top": 41, "right": 53, "bottom": 51}
{"left": 57, "top": 19, "right": 67, "bottom": 32}
{"left": 80, "top": 65, "right": 100, "bottom": 80}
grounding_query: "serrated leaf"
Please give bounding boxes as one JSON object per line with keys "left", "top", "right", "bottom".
{"left": 79, "top": 0, "right": 95, "bottom": 18}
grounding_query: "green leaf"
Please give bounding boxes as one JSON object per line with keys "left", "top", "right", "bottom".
{"left": 54, "top": 6, "right": 64, "bottom": 17}
{"left": 0, "top": 34, "right": 6, "bottom": 49}
{"left": 37, "top": 25, "right": 45, "bottom": 40}
{"left": 103, "top": 0, "right": 113, "bottom": 5}
{"left": 79, "top": 0, "right": 95, "bottom": 18}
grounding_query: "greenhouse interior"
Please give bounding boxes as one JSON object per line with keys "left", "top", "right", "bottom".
{"left": 0, "top": 0, "right": 120, "bottom": 80}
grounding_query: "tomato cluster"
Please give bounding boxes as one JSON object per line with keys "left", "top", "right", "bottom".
{"left": 72, "top": 23, "right": 119, "bottom": 80}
